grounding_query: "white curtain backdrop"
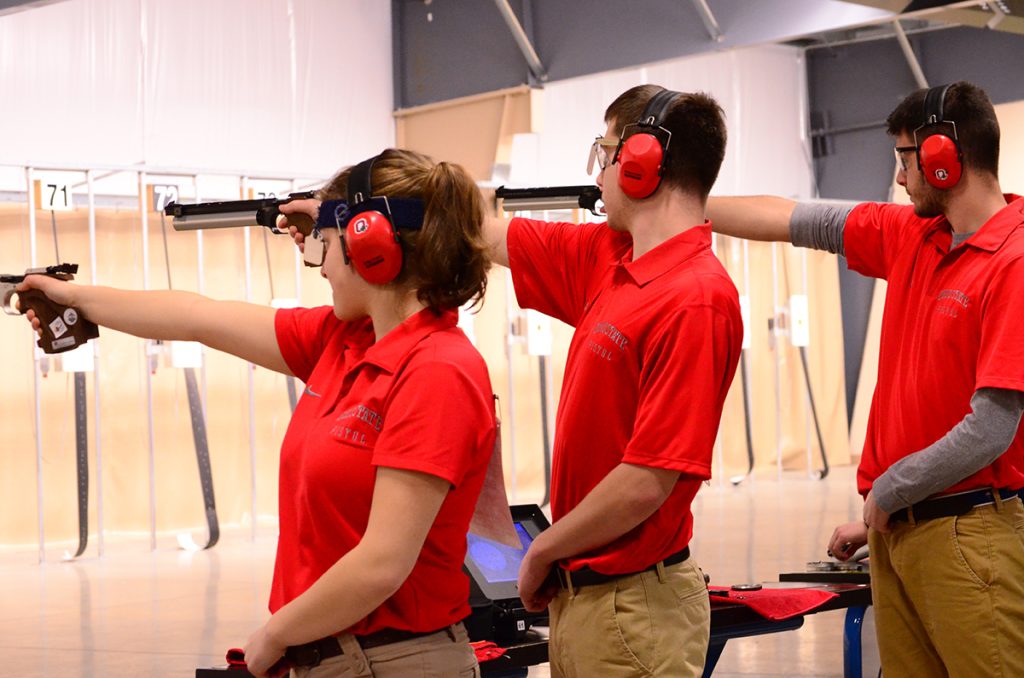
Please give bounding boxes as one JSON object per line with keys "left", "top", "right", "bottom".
{"left": 0, "top": 0, "right": 394, "bottom": 179}
{"left": 531, "top": 44, "right": 814, "bottom": 200}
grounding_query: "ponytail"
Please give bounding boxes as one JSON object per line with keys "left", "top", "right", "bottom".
{"left": 413, "top": 161, "right": 489, "bottom": 311}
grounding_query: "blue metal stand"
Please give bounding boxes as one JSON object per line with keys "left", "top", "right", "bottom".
{"left": 843, "top": 605, "right": 867, "bottom": 678}
{"left": 703, "top": 617, "right": 805, "bottom": 677}
{"left": 703, "top": 605, "right": 868, "bottom": 677}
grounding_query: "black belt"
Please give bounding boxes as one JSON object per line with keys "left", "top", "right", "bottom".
{"left": 285, "top": 627, "right": 452, "bottom": 668}
{"left": 557, "top": 546, "right": 690, "bottom": 589}
{"left": 891, "top": 487, "right": 1022, "bottom": 524}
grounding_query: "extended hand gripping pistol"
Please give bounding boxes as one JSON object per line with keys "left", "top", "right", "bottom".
{"left": 2, "top": 263, "right": 100, "bottom": 354}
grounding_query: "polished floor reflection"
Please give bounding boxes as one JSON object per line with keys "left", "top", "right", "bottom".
{"left": 1, "top": 464, "right": 879, "bottom": 677}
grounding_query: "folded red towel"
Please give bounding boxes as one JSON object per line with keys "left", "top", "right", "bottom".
{"left": 709, "top": 586, "right": 838, "bottom": 620}
{"left": 471, "top": 640, "right": 508, "bottom": 662}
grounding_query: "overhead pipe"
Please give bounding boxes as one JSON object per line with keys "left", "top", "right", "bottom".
{"left": 493, "top": 0, "right": 548, "bottom": 82}
{"left": 892, "top": 20, "right": 929, "bottom": 90}
{"left": 691, "top": 0, "right": 725, "bottom": 43}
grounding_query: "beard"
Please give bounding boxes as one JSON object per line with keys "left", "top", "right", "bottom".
{"left": 911, "top": 184, "right": 948, "bottom": 219}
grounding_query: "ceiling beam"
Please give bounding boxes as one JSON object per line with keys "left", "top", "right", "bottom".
{"left": 691, "top": 0, "right": 725, "bottom": 42}
{"left": 892, "top": 20, "right": 930, "bottom": 88}
{"left": 492, "top": 0, "right": 548, "bottom": 82}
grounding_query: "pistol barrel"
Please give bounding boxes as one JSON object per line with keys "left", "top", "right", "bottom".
{"left": 171, "top": 211, "right": 264, "bottom": 231}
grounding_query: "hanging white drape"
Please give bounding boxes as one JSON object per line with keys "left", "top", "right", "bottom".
{"left": 0, "top": 0, "right": 394, "bottom": 177}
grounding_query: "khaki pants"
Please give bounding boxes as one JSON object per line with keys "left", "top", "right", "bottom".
{"left": 548, "top": 557, "right": 709, "bottom": 678}
{"left": 290, "top": 623, "right": 479, "bottom": 678}
{"left": 869, "top": 495, "right": 1024, "bottom": 678}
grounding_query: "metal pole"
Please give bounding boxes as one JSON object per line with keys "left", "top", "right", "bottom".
{"left": 0, "top": 159, "right": 324, "bottom": 182}
{"left": 729, "top": 237, "right": 756, "bottom": 486}
{"left": 691, "top": 0, "right": 725, "bottom": 43}
{"left": 771, "top": 242, "right": 783, "bottom": 480}
{"left": 141, "top": 171, "right": 158, "bottom": 551}
{"left": 195, "top": 175, "right": 209, "bottom": 420}
{"left": 243, "top": 177, "right": 258, "bottom": 541}
{"left": 538, "top": 354, "right": 552, "bottom": 506}
{"left": 291, "top": 179, "right": 302, "bottom": 301}
{"left": 504, "top": 270, "right": 519, "bottom": 502}
{"left": 893, "top": 20, "right": 929, "bottom": 90}
{"left": 713, "top": 236, "right": 724, "bottom": 486}
{"left": 87, "top": 170, "right": 104, "bottom": 557}
{"left": 492, "top": 0, "right": 547, "bottom": 81}
{"left": 27, "top": 166, "right": 45, "bottom": 563}
{"left": 801, "top": 249, "right": 813, "bottom": 477}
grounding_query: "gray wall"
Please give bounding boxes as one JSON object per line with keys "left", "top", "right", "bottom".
{"left": 392, "top": 0, "right": 894, "bottom": 109}
{"left": 807, "top": 25, "right": 1024, "bottom": 423}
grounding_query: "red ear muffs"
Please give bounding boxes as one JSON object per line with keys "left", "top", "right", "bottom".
{"left": 918, "top": 133, "right": 962, "bottom": 190}
{"left": 618, "top": 133, "right": 665, "bottom": 199}
{"left": 344, "top": 210, "right": 402, "bottom": 285}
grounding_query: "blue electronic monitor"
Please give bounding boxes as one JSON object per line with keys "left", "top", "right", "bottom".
{"left": 464, "top": 504, "right": 550, "bottom": 602}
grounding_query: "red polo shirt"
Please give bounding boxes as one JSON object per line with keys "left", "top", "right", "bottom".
{"left": 270, "top": 306, "right": 495, "bottom": 635}
{"left": 508, "top": 218, "right": 742, "bottom": 574}
{"left": 845, "top": 195, "right": 1024, "bottom": 496}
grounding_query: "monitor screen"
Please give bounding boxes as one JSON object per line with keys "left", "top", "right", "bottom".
{"left": 464, "top": 504, "right": 550, "bottom": 602}
{"left": 466, "top": 522, "right": 534, "bottom": 584}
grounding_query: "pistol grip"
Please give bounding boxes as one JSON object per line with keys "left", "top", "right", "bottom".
{"left": 19, "top": 289, "right": 100, "bottom": 354}
{"left": 289, "top": 212, "right": 316, "bottom": 237}
{"left": 256, "top": 205, "right": 315, "bottom": 236}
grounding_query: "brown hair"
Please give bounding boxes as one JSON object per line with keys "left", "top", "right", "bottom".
{"left": 604, "top": 84, "right": 727, "bottom": 199}
{"left": 318, "top": 148, "right": 490, "bottom": 312}
{"left": 885, "top": 81, "right": 1000, "bottom": 177}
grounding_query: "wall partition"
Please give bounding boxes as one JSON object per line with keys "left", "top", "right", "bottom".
{"left": 0, "top": 0, "right": 396, "bottom": 555}
{"left": 0, "top": 164, "right": 329, "bottom": 557}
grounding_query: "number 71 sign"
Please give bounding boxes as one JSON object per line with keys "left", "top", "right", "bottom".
{"left": 33, "top": 179, "right": 73, "bottom": 211}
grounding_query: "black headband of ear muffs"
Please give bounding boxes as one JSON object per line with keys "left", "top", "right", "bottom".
{"left": 316, "top": 198, "right": 425, "bottom": 232}
{"left": 640, "top": 88, "right": 681, "bottom": 129}
{"left": 923, "top": 84, "right": 951, "bottom": 127}
{"left": 347, "top": 155, "right": 376, "bottom": 205}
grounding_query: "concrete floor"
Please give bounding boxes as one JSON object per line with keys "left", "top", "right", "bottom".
{"left": 0, "top": 464, "right": 879, "bottom": 677}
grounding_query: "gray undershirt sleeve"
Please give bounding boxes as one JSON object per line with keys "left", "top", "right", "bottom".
{"left": 871, "top": 388, "right": 1024, "bottom": 513}
{"left": 788, "top": 202, "right": 856, "bottom": 257}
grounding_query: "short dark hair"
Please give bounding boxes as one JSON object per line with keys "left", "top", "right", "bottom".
{"left": 886, "top": 81, "right": 1000, "bottom": 177}
{"left": 605, "top": 84, "right": 727, "bottom": 198}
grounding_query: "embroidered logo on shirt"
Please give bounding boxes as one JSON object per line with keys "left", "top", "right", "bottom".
{"left": 585, "top": 322, "right": 630, "bottom": 362}
{"left": 935, "top": 289, "right": 970, "bottom": 319}
{"left": 330, "top": 404, "right": 383, "bottom": 447}
{"left": 303, "top": 385, "right": 322, "bottom": 398}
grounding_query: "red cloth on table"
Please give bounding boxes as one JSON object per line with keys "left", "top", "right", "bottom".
{"left": 709, "top": 586, "right": 837, "bottom": 620}
{"left": 471, "top": 640, "right": 508, "bottom": 662}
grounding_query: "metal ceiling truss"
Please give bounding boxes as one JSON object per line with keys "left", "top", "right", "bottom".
{"left": 493, "top": 0, "right": 548, "bottom": 82}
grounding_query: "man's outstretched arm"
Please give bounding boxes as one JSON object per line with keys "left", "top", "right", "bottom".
{"left": 706, "top": 196, "right": 797, "bottom": 242}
